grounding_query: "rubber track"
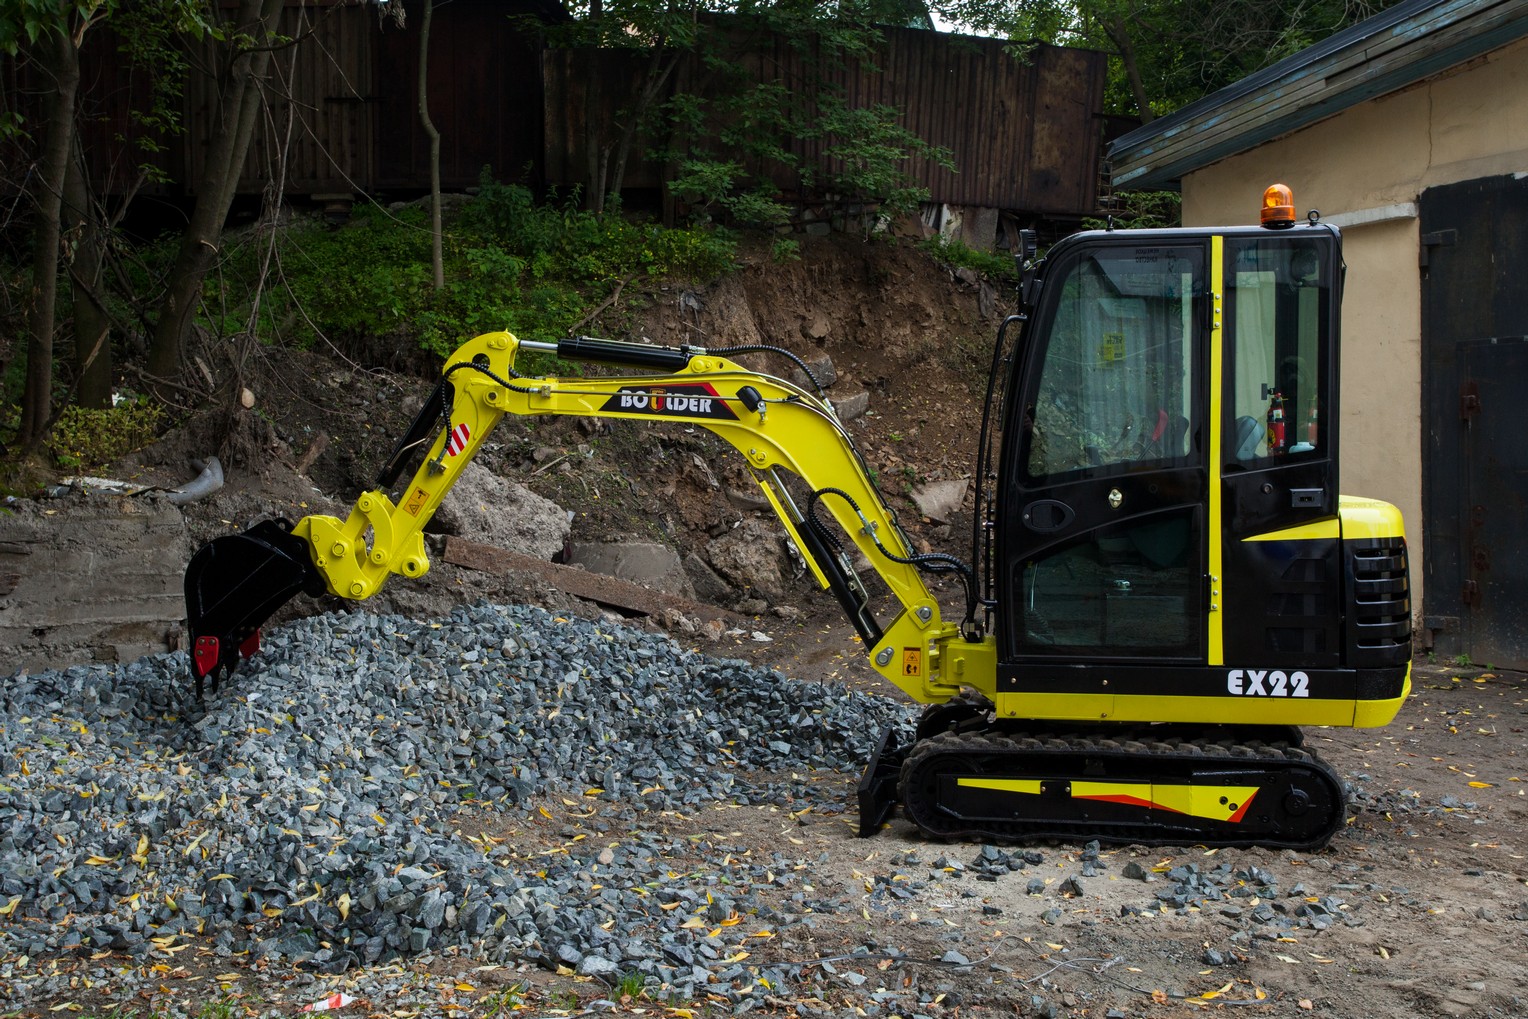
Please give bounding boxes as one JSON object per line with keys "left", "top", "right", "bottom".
{"left": 898, "top": 729, "right": 1346, "bottom": 850}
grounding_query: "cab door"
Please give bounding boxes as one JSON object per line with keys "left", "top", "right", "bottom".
{"left": 1219, "top": 231, "right": 1343, "bottom": 667}
{"left": 998, "top": 236, "right": 1208, "bottom": 667}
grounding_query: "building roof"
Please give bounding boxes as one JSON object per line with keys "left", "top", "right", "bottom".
{"left": 1108, "top": 0, "right": 1528, "bottom": 189}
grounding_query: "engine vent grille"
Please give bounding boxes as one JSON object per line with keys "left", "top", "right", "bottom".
{"left": 1347, "top": 540, "right": 1411, "bottom": 667}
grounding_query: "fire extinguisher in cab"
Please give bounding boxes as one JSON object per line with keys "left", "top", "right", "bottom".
{"left": 1266, "top": 391, "right": 1286, "bottom": 454}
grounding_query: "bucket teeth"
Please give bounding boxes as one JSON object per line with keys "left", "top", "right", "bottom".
{"left": 184, "top": 518, "right": 322, "bottom": 697}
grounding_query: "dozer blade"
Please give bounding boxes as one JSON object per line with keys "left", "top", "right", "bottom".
{"left": 184, "top": 518, "right": 323, "bottom": 697}
{"left": 856, "top": 724, "right": 907, "bottom": 836}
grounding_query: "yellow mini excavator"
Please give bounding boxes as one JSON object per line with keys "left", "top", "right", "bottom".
{"left": 184, "top": 186, "right": 1411, "bottom": 850}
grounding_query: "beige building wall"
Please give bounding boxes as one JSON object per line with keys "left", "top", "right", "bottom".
{"left": 1178, "top": 35, "right": 1528, "bottom": 613}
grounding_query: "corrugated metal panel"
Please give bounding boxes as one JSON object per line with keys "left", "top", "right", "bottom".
{"left": 373, "top": 0, "right": 544, "bottom": 191}
{"left": 4, "top": 25, "right": 178, "bottom": 195}
{"left": 179, "top": 0, "right": 548, "bottom": 195}
{"left": 546, "top": 26, "right": 1105, "bottom": 213}
{"left": 186, "top": 3, "right": 377, "bottom": 195}
{"left": 1110, "top": 0, "right": 1528, "bottom": 189}
{"left": 34, "top": 3, "right": 1101, "bottom": 213}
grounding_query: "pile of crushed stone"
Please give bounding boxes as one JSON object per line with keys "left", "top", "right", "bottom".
{"left": 0, "top": 602, "right": 916, "bottom": 1006}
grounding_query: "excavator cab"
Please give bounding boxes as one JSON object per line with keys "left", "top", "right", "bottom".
{"left": 991, "top": 210, "right": 1408, "bottom": 721}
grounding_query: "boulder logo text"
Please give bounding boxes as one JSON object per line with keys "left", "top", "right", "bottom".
{"left": 600, "top": 383, "right": 738, "bottom": 420}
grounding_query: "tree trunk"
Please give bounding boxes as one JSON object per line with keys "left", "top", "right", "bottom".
{"left": 19, "top": 26, "right": 82, "bottom": 450}
{"left": 419, "top": 0, "right": 443, "bottom": 289}
{"left": 147, "top": 0, "right": 284, "bottom": 384}
{"left": 606, "top": 46, "right": 681, "bottom": 212}
{"left": 1105, "top": 15, "right": 1154, "bottom": 124}
{"left": 63, "top": 132, "right": 113, "bottom": 410}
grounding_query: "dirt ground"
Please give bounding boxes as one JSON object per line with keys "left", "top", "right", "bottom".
{"left": 11, "top": 231, "right": 1528, "bottom": 1017}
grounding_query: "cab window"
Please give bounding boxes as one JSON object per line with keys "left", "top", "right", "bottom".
{"left": 1226, "top": 238, "right": 1331, "bottom": 464}
{"left": 1025, "top": 246, "right": 1202, "bottom": 480}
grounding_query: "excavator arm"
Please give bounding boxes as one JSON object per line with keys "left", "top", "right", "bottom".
{"left": 185, "top": 331, "right": 988, "bottom": 702}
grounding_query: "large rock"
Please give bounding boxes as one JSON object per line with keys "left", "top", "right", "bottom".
{"left": 683, "top": 551, "right": 734, "bottom": 605}
{"left": 431, "top": 463, "right": 570, "bottom": 561}
{"left": 702, "top": 519, "right": 793, "bottom": 604}
{"left": 910, "top": 478, "right": 969, "bottom": 523}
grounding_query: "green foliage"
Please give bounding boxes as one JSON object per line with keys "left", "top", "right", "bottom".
{"left": 478, "top": 984, "right": 528, "bottom": 1018}
{"left": 44, "top": 398, "right": 163, "bottom": 470}
{"left": 771, "top": 236, "right": 802, "bottom": 263}
{"left": 807, "top": 94, "right": 953, "bottom": 216}
{"left": 929, "top": 0, "right": 1407, "bottom": 119}
{"left": 110, "top": 0, "right": 196, "bottom": 184}
{"left": 1085, "top": 190, "right": 1181, "bottom": 230}
{"left": 228, "top": 175, "right": 736, "bottom": 359}
{"left": 670, "top": 160, "right": 791, "bottom": 229}
{"left": 662, "top": 83, "right": 953, "bottom": 228}
{"left": 919, "top": 236, "right": 1019, "bottom": 281}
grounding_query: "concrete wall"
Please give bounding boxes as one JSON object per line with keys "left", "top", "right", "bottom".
{"left": 1179, "top": 35, "right": 1528, "bottom": 612}
{"left": 0, "top": 494, "right": 190, "bottom": 676}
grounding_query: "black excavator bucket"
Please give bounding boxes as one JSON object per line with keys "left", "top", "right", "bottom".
{"left": 184, "top": 518, "right": 324, "bottom": 697}
{"left": 856, "top": 723, "right": 906, "bottom": 836}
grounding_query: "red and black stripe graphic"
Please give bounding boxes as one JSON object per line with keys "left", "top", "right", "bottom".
{"left": 599, "top": 383, "right": 738, "bottom": 420}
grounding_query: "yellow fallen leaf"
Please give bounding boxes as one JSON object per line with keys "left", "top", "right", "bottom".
{"left": 0, "top": 896, "right": 19, "bottom": 917}
{"left": 1275, "top": 954, "right": 1300, "bottom": 964}
{"left": 454, "top": 982, "right": 475, "bottom": 992}
{"left": 85, "top": 855, "right": 119, "bottom": 866}
{"left": 338, "top": 892, "right": 351, "bottom": 920}
{"left": 1468, "top": 781, "right": 1494, "bottom": 788}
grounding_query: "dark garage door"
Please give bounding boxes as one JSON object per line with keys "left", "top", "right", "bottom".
{"left": 1421, "top": 174, "right": 1528, "bottom": 669}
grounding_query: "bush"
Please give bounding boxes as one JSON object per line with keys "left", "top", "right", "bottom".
{"left": 266, "top": 174, "right": 737, "bottom": 357}
{"left": 45, "top": 398, "right": 163, "bottom": 470}
{"left": 919, "top": 236, "right": 1019, "bottom": 282}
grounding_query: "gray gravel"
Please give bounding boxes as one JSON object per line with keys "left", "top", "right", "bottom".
{"left": 0, "top": 602, "right": 917, "bottom": 1007}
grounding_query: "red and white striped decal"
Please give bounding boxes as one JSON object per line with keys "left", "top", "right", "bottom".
{"left": 445, "top": 422, "right": 470, "bottom": 457}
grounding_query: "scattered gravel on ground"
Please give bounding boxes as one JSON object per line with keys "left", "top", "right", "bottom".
{"left": 0, "top": 602, "right": 917, "bottom": 1008}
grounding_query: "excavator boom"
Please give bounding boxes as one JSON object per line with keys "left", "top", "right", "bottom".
{"left": 185, "top": 332, "right": 982, "bottom": 702}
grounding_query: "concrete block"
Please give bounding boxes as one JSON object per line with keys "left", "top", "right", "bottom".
{"left": 568, "top": 541, "right": 696, "bottom": 600}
